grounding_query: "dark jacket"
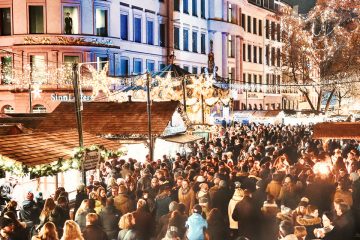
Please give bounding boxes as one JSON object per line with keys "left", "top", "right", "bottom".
{"left": 155, "top": 192, "right": 172, "bottom": 220}
{"left": 211, "top": 187, "right": 232, "bottom": 217}
{"left": 114, "top": 194, "right": 135, "bottom": 215}
{"left": 132, "top": 207, "right": 153, "bottom": 240}
{"left": 19, "top": 200, "right": 38, "bottom": 226}
{"left": 82, "top": 224, "right": 109, "bottom": 240}
{"left": 99, "top": 206, "right": 121, "bottom": 240}
{"left": 75, "top": 209, "right": 97, "bottom": 231}
{"left": 232, "top": 196, "right": 259, "bottom": 239}
{"left": 75, "top": 191, "right": 88, "bottom": 214}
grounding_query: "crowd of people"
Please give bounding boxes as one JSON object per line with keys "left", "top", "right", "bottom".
{"left": 0, "top": 123, "right": 360, "bottom": 240}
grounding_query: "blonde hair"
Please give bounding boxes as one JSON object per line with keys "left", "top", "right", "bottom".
{"left": 40, "top": 198, "right": 56, "bottom": 221}
{"left": 37, "top": 222, "right": 59, "bottom": 240}
{"left": 294, "top": 226, "right": 307, "bottom": 238}
{"left": 75, "top": 199, "right": 89, "bottom": 219}
{"left": 118, "top": 213, "right": 135, "bottom": 230}
{"left": 61, "top": 220, "right": 84, "bottom": 240}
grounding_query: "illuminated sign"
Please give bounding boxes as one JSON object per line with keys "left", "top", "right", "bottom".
{"left": 50, "top": 93, "right": 92, "bottom": 102}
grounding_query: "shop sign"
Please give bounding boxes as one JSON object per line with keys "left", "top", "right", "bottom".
{"left": 84, "top": 150, "right": 101, "bottom": 171}
{"left": 51, "top": 93, "right": 92, "bottom": 102}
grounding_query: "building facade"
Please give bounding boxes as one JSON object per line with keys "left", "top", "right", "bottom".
{"left": 0, "top": 0, "right": 295, "bottom": 114}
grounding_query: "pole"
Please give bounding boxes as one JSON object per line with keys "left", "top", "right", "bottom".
{"left": 201, "top": 94, "right": 205, "bottom": 124}
{"left": 72, "top": 63, "right": 85, "bottom": 184}
{"left": 245, "top": 88, "right": 248, "bottom": 110}
{"left": 29, "top": 83, "right": 32, "bottom": 113}
{"left": 182, "top": 77, "right": 187, "bottom": 112}
{"left": 146, "top": 72, "right": 153, "bottom": 162}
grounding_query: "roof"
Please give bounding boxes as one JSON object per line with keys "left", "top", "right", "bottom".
{"left": 0, "top": 124, "right": 24, "bottom": 136}
{"left": 36, "top": 101, "right": 180, "bottom": 136}
{"left": 313, "top": 122, "right": 360, "bottom": 140}
{"left": 0, "top": 130, "right": 120, "bottom": 166}
{"left": 162, "top": 134, "right": 203, "bottom": 144}
{"left": 0, "top": 114, "right": 45, "bottom": 129}
{"left": 235, "top": 110, "right": 283, "bottom": 118}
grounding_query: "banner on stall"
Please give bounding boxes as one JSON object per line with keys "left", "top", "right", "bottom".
{"left": 84, "top": 150, "right": 101, "bottom": 171}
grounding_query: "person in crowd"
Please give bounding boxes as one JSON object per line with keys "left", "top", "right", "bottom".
{"left": 207, "top": 208, "right": 228, "bottom": 240}
{"left": 155, "top": 201, "right": 179, "bottom": 240}
{"left": 227, "top": 182, "right": 243, "bottom": 237}
{"left": 132, "top": 199, "right": 152, "bottom": 240}
{"left": 155, "top": 183, "right": 172, "bottom": 221}
{"left": 294, "top": 226, "right": 307, "bottom": 240}
{"left": 75, "top": 184, "right": 87, "bottom": 216}
{"left": 0, "top": 201, "right": 17, "bottom": 218}
{"left": 114, "top": 185, "right": 135, "bottom": 215}
{"left": 178, "top": 179, "right": 195, "bottom": 215}
{"left": 185, "top": 205, "right": 208, "bottom": 240}
{"left": 3, "top": 211, "right": 27, "bottom": 240}
{"left": 32, "top": 222, "right": 59, "bottom": 240}
{"left": 99, "top": 198, "right": 121, "bottom": 240}
{"left": 20, "top": 191, "right": 39, "bottom": 231}
{"left": 75, "top": 199, "right": 96, "bottom": 231}
{"left": 117, "top": 213, "right": 140, "bottom": 240}
{"left": 82, "top": 213, "right": 108, "bottom": 240}
{"left": 50, "top": 196, "right": 70, "bottom": 237}
{"left": 279, "top": 220, "right": 297, "bottom": 240}
{"left": 61, "top": 220, "right": 84, "bottom": 240}
{"left": 0, "top": 217, "right": 15, "bottom": 240}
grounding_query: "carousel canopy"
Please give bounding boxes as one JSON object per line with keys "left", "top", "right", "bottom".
{"left": 0, "top": 130, "right": 120, "bottom": 166}
{"left": 313, "top": 122, "right": 360, "bottom": 140}
{"left": 36, "top": 101, "right": 180, "bottom": 136}
{"left": 152, "top": 64, "right": 191, "bottom": 78}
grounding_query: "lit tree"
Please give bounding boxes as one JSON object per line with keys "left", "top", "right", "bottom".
{"left": 281, "top": 0, "right": 360, "bottom": 113}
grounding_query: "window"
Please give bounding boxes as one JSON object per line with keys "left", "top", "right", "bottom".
{"left": 247, "top": 16, "right": 251, "bottom": 33}
{"left": 259, "top": 75, "right": 262, "bottom": 91}
{"left": 32, "top": 104, "right": 46, "bottom": 113}
{"left": 147, "top": 20, "right": 154, "bottom": 45}
{"left": 247, "top": 73, "right": 252, "bottom": 84}
{"left": 201, "top": 33, "right": 206, "bottom": 54}
{"left": 30, "top": 55, "right": 45, "bottom": 83}
{"left": 192, "top": 67, "right": 198, "bottom": 74}
{"left": 201, "top": 0, "right": 205, "bottom": 18}
{"left": 241, "top": 14, "right": 246, "bottom": 30}
{"left": 97, "top": 56, "right": 108, "bottom": 71}
{"left": 277, "top": 48, "right": 281, "bottom": 67}
{"left": 120, "top": 14, "right": 128, "bottom": 40}
{"left": 253, "top": 46, "right": 257, "bottom": 63}
{"left": 247, "top": 44, "right": 251, "bottom": 62}
{"left": 159, "top": 23, "right": 166, "bottom": 47}
{"left": 228, "top": 67, "right": 234, "bottom": 82}
{"left": 134, "top": 17, "right": 142, "bottom": 43}
{"left": 64, "top": 56, "right": 79, "bottom": 64}
{"left": 174, "top": 27, "right": 180, "bottom": 49}
{"left": 146, "top": 60, "right": 155, "bottom": 72}
{"left": 266, "top": 20, "right": 269, "bottom": 39}
{"left": 253, "top": 18, "right": 257, "bottom": 34}
{"left": 227, "top": 4, "right": 232, "bottom": 23}
{"left": 228, "top": 35, "right": 234, "bottom": 58}
{"left": 254, "top": 74, "right": 257, "bottom": 85}
{"left": 242, "top": 73, "right": 246, "bottom": 83}
{"left": 192, "top": 0, "right": 197, "bottom": 16}
{"left": 271, "top": 21, "right": 276, "bottom": 40}
{"left": 159, "top": 63, "right": 166, "bottom": 71}
{"left": 192, "top": 31, "right": 198, "bottom": 53}
{"left": 259, "top": 47, "right": 263, "bottom": 64}
{"left": 183, "top": 0, "right": 189, "bottom": 14}
{"left": 266, "top": 45, "right": 269, "bottom": 65}
{"left": 183, "top": 65, "right": 189, "bottom": 72}
{"left": 95, "top": 9, "right": 108, "bottom": 37}
{"left": 0, "top": 8, "right": 11, "bottom": 36}
{"left": 63, "top": 7, "right": 79, "bottom": 34}
{"left": 243, "top": 44, "right": 246, "bottom": 61}
{"left": 0, "top": 56, "right": 12, "bottom": 84}
{"left": 277, "top": 23, "right": 281, "bottom": 41}
{"left": 120, "top": 58, "right": 129, "bottom": 76}
{"left": 271, "top": 47, "right": 275, "bottom": 66}
{"left": 133, "top": 59, "right": 142, "bottom": 74}
{"left": 183, "top": 29, "right": 189, "bottom": 51}
{"left": 259, "top": 20, "right": 262, "bottom": 36}
{"left": 174, "top": 0, "right": 180, "bottom": 11}
{"left": 29, "top": 6, "right": 44, "bottom": 34}
{"left": 1, "top": 105, "right": 14, "bottom": 113}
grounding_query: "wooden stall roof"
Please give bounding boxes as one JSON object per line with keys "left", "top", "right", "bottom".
{"left": 36, "top": 101, "right": 180, "bottom": 135}
{"left": 0, "top": 124, "right": 24, "bottom": 136}
{"left": 313, "top": 122, "right": 360, "bottom": 140}
{"left": 0, "top": 129, "right": 120, "bottom": 166}
{"left": 162, "top": 134, "right": 203, "bottom": 144}
{"left": 0, "top": 114, "right": 45, "bottom": 129}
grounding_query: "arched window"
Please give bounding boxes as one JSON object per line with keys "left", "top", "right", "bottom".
{"left": 32, "top": 104, "right": 47, "bottom": 113}
{"left": 1, "top": 105, "right": 14, "bottom": 113}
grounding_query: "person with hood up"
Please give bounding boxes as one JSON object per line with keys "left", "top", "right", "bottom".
{"left": 228, "top": 182, "right": 244, "bottom": 237}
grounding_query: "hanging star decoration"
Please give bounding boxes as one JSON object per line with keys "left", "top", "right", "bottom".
{"left": 31, "top": 84, "right": 42, "bottom": 99}
{"left": 86, "top": 63, "right": 111, "bottom": 99}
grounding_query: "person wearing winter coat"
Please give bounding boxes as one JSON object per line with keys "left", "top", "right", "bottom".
{"left": 178, "top": 180, "right": 195, "bottom": 215}
{"left": 155, "top": 183, "right": 173, "bottom": 221}
{"left": 99, "top": 198, "right": 121, "bottom": 240}
{"left": 51, "top": 196, "right": 70, "bottom": 237}
{"left": 82, "top": 213, "right": 108, "bottom": 240}
{"left": 207, "top": 208, "right": 228, "bottom": 240}
{"left": 114, "top": 185, "right": 135, "bottom": 215}
{"left": 75, "top": 184, "right": 87, "bottom": 216}
{"left": 210, "top": 180, "right": 231, "bottom": 218}
{"left": 279, "top": 220, "right": 297, "bottom": 240}
{"left": 19, "top": 192, "right": 39, "bottom": 229}
{"left": 136, "top": 169, "right": 152, "bottom": 199}
{"left": 228, "top": 182, "right": 244, "bottom": 235}
{"left": 117, "top": 213, "right": 141, "bottom": 240}
{"left": 185, "top": 205, "right": 208, "bottom": 240}
{"left": 75, "top": 199, "right": 97, "bottom": 231}
{"left": 266, "top": 174, "right": 282, "bottom": 200}
{"left": 132, "top": 199, "right": 153, "bottom": 240}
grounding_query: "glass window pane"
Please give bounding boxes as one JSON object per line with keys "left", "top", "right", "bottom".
{"left": 63, "top": 7, "right": 79, "bottom": 34}
{"left": 183, "top": 0, "right": 189, "bottom": 14}
{"left": 120, "top": 58, "right": 129, "bottom": 76}
{"left": 29, "top": 6, "right": 44, "bottom": 34}
{"left": 97, "top": 56, "right": 108, "bottom": 71}
{"left": 147, "top": 20, "right": 154, "bottom": 45}
{"left": 0, "top": 56, "right": 12, "bottom": 84}
{"left": 192, "top": 31, "right": 197, "bottom": 53}
{"left": 0, "top": 8, "right": 11, "bottom": 36}
{"left": 96, "top": 9, "right": 108, "bottom": 37}
{"left": 192, "top": 0, "right": 197, "bottom": 16}
{"left": 146, "top": 60, "right": 155, "bottom": 72}
{"left": 133, "top": 59, "right": 142, "bottom": 74}
{"left": 192, "top": 67, "right": 197, "bottom": 74}
{"left": 183, "top": 29, "right": 189, "bottom": 51}
{"left": 174, "top": 0, "right": 180, "bottom": 11}
{"left": 30, "top": 55, "right": 45, "bottom": 83}
{"left": 201, "top": 0, "right": 205, "bottom": 18}
{"left": 121, "top": 14, "right": 128, "bottom": 40}
{"left": 134, "top": 17, "right": 142, "bottom": 43}
{"left": 201, "top": 33, "right": 206, "bottom": 54}
{"left": 159, "top": 23, "right": 166, "bottom": 47}
{"left": 174, "top": 27, "right": 180, "bottom": 49}
{"left": 64, "top": 56, "right": 79, "bottom": 64}
{"left": 159, "top": 63, "right": 166, "bottom": 71}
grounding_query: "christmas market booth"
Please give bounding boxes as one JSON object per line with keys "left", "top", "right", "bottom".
{"left": 232, "top": 110, "right": 285, "bottom": 125}
{"left": 313, "top": 122, "right": 360, "bottom": 140}
{"left": 0, "top": 130, "right": 123, "bottom": 202}
{"left": 35, "top": 101, "right": 201, "bottom": 160}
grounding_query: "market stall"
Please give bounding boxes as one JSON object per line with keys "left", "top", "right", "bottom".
{"left": 0, "top": 129, "right": 123, "bottom": 201}
{"left": 232, "top": 110, "right": 285, "bottom": 125}
{"left": 313, "top": 122, "right": 360, "bottom": 140}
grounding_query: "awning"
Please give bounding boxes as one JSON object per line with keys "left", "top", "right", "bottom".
{"left": 0, "top": 129, "right": 121, "bottom": 166}
{"left": 162, "top": 134, "right": 203, "bottom": 144}
{"left": 313, "top": 122, "right": 360, "bottom": 140}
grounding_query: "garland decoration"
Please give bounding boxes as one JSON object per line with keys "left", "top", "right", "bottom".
{"left": 0, "top": 145, "right": 126, "bottom": 178}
